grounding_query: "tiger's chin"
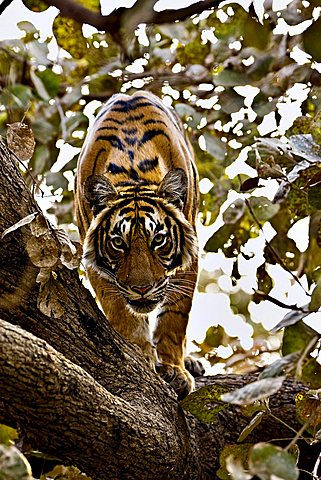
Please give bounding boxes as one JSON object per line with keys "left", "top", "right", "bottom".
{"left": 127, "top": 298, "right": 161, "bottom": 314}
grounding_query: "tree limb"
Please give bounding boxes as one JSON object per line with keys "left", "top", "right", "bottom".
{"left": 0, "top": 320, "right": 196, "bottom": 480}
{"left": 0, "top": 138, "right": 319, "bottom": 478}
{"left": 44, "top": 0, "right": 222, "bottom": 35}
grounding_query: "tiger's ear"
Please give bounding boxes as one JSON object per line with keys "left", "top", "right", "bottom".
{"left": 84, "top": 174, "right": 117, "bottom": 215}
{"left": 157, "top": 168, "right": 187, "bottom": 209}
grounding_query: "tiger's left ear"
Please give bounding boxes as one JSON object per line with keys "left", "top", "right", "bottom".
{"left": 84, "top": 174, "right": 118, "bottom": 215}
{"left": 157, "top": 168, "right": 187, "bottom": 209}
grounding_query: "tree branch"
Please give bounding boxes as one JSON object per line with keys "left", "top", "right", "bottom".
{"left": 0, "top": 0, "right": 14, "bottom": 15}
{"left": 0, "top": 320, "right": 195, "bottom": 480}
{"left": 44, "top": 0, "right": 221, "bottom": 35}
{"left": 0, "top": 138, "right": 319, "bottom": 477}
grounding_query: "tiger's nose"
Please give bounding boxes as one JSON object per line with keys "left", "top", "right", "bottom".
{"left": 131, "top": 284, "right": 152, "bottom": 295}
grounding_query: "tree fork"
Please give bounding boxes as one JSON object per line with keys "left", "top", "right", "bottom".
{"left": 0, "top": 139, "right": 319, "bottom": 478}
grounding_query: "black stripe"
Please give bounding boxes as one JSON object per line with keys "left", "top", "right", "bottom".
{"left": 119, "top": 206, "right": 134, "bottom": 215}
{"left": 127, "top": 114, "right": 144, "bottom": 122}
{"left": 139, "top": 205, "right": 155, "bottom": 213}
{"left": 92, "top": 148, "right": 106, "bottom": 175}
{"left": 138, "top": 156, "right": 159, "bottom": 173}
{"left": 157, "top": 310, "right": 188, "bottom": 319}
{"left": 128, "top": 150, "right": 134, "bottom": 163}
{"left": 111, "top": 101, "right": 153, "bottom": 113}
{"left": 129, "top": 167, "right": 139, "bottom": 181}
{"left": 107, "top": 163, "right": 127, "bottom": 175}
{"left": 124, "top": 136, "right": 138, "bottom": 146}
{"left": 143, "top": 119, "right": 166, "bottom": 126}
{"left": 97, "top": 135, "right": 125, "bottom": 151}
{"left": 139, "top": 129, "right": 170, "bottom": 146}
{"left": 122, "top": 127, "right": 137, "bottom": 135}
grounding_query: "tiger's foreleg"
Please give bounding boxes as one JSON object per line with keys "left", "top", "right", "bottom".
{"left": 153, "top": 262, "right": 198, "bottom": 399}
{"left": 87, "top": 268, "right": 156, "bottom": 369}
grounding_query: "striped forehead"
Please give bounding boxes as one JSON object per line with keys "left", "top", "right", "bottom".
{"left": 112, "top": 200, "right": 164, "bottom": 236}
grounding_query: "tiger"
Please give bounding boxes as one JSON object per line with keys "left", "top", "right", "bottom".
{"left": 74, "top": 91, "right": 201, "bottom": 399}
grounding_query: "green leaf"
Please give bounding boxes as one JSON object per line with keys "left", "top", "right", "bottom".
{"left": 175, "top": 103, "right": 202, "bottom": 130}
{"left": 221, "top": 377, "right": 286, "bottom": 405}
{"left": 30, "top": 69, "right": 49, "bottom": 100}
{"left": 37, "top": 70, "right": 61, "bottom": 98}
{"left": 281, "top": 321, "right": 318, "bottom": 356}
{"left": 309, "top": 276, "right": 321, "bottom": 311}
{"left": 0, "top": 85, "right": 33, "bottom": 111}
{"left": 249, "top": 443, "right": 299, "bottom": 480}
{"left": 176, "top": 37, "right": 210, "bottom": 65}
{"left": 204, "top": 223, "right": 234, "bottom": 252}
{"left": 217, "top": 444, "right": 253, "bottom": 480}
{"left": 303, "top": 16, "right": 321, "bottom": 62}
{"left": 214, "top": 69, "right": 250, "bottom": 87}
{"left": 53, "top": 15, "right": 87, "bottom": 59}
{"left": 289, "top": 134, "right": 321, "bottom": 164}
{"left": 238, "top": 412, "right": 265, "bottom": 442}
{"left": 263, "top": 233, "right": 301, "bottom": 270}
{"left": 242, "top": 18, "right": 271, "bottom": 51}
{"left": 248, "top": 197, "right": 279, "bottom": 222}
{"left": 259, "top": 352, "right": 300, "bottom": 379}
{"left": 21, "top": 0, "right": 49, "bottom": 12}
{"left": 32, "top": 145, "right": 50, "bottom": 175}
{"left": 203, "top": 132, "right": 226, "bottom": 161}
{"left": 308, "top": 182, "right": 321, "bottom": 210}
{"left": 301, "top": 358, "right": 321, "bottom": 389}
{"left": 295, "top": 390, "right": 321, "bottom": 435}
{"left": 254, "top": 263, "right": 273, "bottom": 299}
{"left": 180, "top": 384, "right": 229, "bottom": 423}
{"left": 223, "top": 199, "right": 246, "bottom": 224}
{"left": 0, "top": 425, "right": 18, "bottom": 446}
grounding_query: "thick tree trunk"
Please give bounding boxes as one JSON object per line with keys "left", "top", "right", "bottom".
{"left": 0, "top": 139, "right": 318, "bottom": 479}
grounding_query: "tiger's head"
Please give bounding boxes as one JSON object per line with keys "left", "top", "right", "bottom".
{"left": 82, "top": 169, "right": 198, "bottom": 314}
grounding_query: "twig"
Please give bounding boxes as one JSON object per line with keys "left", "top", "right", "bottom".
{"left": 295, "top": 335, "right": 319, "bottom": 381}
{"left": 44, "top": 0, "right": 221, "bottom": 35}
{"left": 55, "top": 97, "right": 67, "bottom": 142}
{"left": 0, "top": 0, "right": 15, "bottom": 15}
{"left": 285, "top": 412, "right": 314, "bottom": 452}
{"left": 253, "top": 290, "right": 309, "bottom": 311}
{"left": 7, "top": 146, "right": 44, "bottom": 197}
{"left": 312, "top": 451, "right": 321, "bottom": 480}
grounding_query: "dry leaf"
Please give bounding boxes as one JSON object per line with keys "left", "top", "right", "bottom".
{"left": 7, "top": 122, "right": 35, "bottom": 161}
{"left": 37, "top": 274, "right": 67, "bottom": 318}
{"left": 26, "top": 233, "right": 59, "bottom": 268}
{"left": 29, "top": 214, "right": 48, "bottom": 237}
{"left": 1, "top": 212, "right": 38, "bottom": 239}
{"left": 36, "top": 267, "right": 52, "bottom": 285}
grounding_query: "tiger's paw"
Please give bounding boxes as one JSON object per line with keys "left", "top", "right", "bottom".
{"left": 184, "top": 355, "right": 205, "bottom": 378}
{"left": 156, "top": 363, "right": 195, "bottom": 400}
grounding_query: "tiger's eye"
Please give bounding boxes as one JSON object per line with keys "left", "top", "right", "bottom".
{"left": 153, "top": 233, "right": 166, "bottom": 247}
{"left": 110, "top": 236, "right": 125, "bottom": 250}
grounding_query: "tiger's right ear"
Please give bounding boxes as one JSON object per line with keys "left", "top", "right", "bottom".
{"left": 84, "top": 174, "right": 117, "bottom": 215}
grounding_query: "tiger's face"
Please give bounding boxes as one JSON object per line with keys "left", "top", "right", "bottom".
{"left": 83, "top": 169, "right": 198, "bottom": 314}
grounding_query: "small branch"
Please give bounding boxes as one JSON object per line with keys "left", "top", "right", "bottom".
{"left": 312, "top": 451, "right": 321, "bottom": 480}
{"left": 154, "top": 0, "right": 221, "bottom": 23}
{"left": 295, "top": 335, "right": 319, "bottom": 381}
{"left": 55, "top": 97, "right": 67, "bottom": 142}
{"left": 0, "top": 0, "right": 14, "bottom": 15}
{"left": 44, "top": 0, "right": 221, "bottom": 35}
{"left": 253, "top": 290, "right": 309, "bottom": 311}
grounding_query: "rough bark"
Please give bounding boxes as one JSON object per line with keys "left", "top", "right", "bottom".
{"left": 0, "top": 139, "right": 318, "bottom": 479}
